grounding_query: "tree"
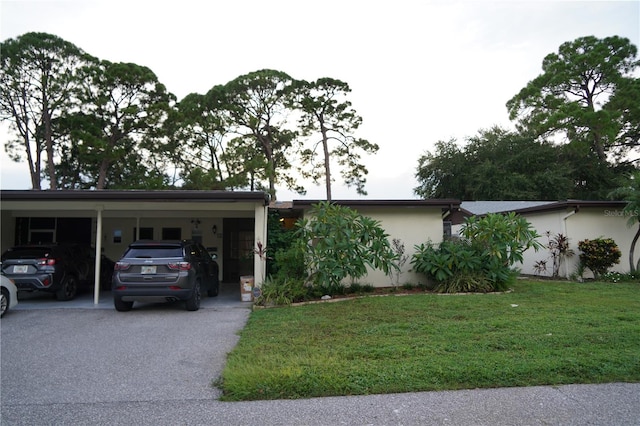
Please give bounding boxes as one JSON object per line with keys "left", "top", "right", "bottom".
{"left": 609, "top": 171, "right": 640, "bottom": 273}
{"left": 57, "top": 60, "right": 175, "bottom": 189}
{"left": 413, "top": 127, "right": 574, "bottom": 200}
{"left": 506, "top": 36, "right": 640, "bottom": 163}
{"left": 293, "top": 78, "right": 378, "bottom": 200}
{"left": 168, "top": 87, "right": 234, "bottom": 189}
{"left": 222, "top": 69, "right": 302, "bottom": 200}
{"left": 0, "top": 32, "right": 93, "bottom": 189}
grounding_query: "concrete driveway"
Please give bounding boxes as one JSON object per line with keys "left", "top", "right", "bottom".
{"left": 2, "top": 284, "right": 640, "bottom": 425}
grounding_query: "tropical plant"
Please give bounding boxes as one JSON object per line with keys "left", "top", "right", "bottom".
{"left": 294, "top": 201, "right": 398, "bottom": 293}
{"left": 577, "top": 238, "right": 622, "bottom": 279}
{"left": 390, "top": 238, "right": 409, "bottom": 287}
{"left": 535, "top": 232, "right": 574, "bottom": 277}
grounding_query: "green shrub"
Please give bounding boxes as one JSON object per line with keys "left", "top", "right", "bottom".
{"left": 255, "top": 276, "right": 309, "bottom": 306}
{"left": 578, "top": 238, "right": 622, "bottom": 279}
{"left": 434, "top": 272, "right": 494, "bottom": 293}
{"left": 412, "top": 213, "right": 541, "bottom": 292}
{"left": 294, "top": 201, "right": 399, "bottom": 290}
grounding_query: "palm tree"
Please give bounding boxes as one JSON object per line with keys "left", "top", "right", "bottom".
{"left": 610, "top": 172, "right": 640, "bottom": 273}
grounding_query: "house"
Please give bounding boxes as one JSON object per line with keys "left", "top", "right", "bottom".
{"left": 290, "top": 199, "right": 460, "bottom": 286}
{"left": 0, "top": 190, "right": 270, "bottom": 303}
{"left": 454, "top": 200, "right": 633, "bottom": 278}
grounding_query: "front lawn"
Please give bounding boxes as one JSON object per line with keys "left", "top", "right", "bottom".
{"left": 218, "top": 279, "right": 640, "bottom": 401}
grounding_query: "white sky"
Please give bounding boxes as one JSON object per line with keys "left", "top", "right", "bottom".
{"left": 1, "top": 0, "right": 639, "bottom": 200}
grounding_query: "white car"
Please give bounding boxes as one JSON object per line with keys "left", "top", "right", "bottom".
{"left": 1, "top": 274, "right": 18, "bottom": 317}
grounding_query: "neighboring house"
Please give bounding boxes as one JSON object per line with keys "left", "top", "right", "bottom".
{"left": 0, "top": 190, "right": 271, "bottom": 303}
{"left": 290, "top": 199, "right": 460, "bottom": 287}
{"left": 454, "top": 200, "right": 632, "bottom": 278}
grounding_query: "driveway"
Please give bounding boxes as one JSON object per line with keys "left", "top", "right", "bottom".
{"left": 0, "top": 283, "right": 252, "bottom": 424}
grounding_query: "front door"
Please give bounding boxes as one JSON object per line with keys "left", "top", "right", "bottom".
{"left": 222, "top": 218, "right": 254, "bottom": 282}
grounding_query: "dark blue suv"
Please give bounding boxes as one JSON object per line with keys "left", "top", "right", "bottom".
{"left": 112, "top": 240, "right": 220, "bottom": 311}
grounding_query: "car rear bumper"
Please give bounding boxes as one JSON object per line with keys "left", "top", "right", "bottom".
{"left": 112, "top": 286, "right": 194, "bottom": 302}
{"left": 4, "top": 274, "right": 56, "bottom": 291}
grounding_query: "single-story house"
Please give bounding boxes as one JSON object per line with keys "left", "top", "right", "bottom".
{"left": 290, "top": 199, "right": 461, "bottom": 286}
{"left": 454, "top": 200, "right": 634, "bottom": 278}
{"left": 0, "top": 190, "right": 270, "bottom": 303}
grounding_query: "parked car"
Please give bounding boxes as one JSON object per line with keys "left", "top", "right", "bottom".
{"left": 1, "top": 243, "right": 94, "bottom": 301}
{"left": 112, "top": 240, "right": 220, "bottom": 312}
{"left": 1, "top": 273, "right": 18, "bottom": 317}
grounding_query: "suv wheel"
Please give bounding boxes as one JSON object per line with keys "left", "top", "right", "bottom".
{"left": 55, "top": 276, "right": 78, "bottom": 301}
{"left": 185, "top": 281, "right": 201, "bottom": 311}
{"left": 1, "top": 288, "right": 9, "bottom": 318}
{"left": 114, "top": 297, "right": 133, "bottom": 312}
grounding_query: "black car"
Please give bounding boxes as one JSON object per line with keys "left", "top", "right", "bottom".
{"left": 0, "top": 243, "right": 94, "bottom": 300}
{"left": 111, "top": 240, "right": 220, "bottom": 312}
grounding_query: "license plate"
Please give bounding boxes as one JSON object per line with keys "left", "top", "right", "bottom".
{"left": 141, "top": 266, "right": 157, "bottom": 274}
{"left": 13, "top": 265, "right": 28, "bottom": 273}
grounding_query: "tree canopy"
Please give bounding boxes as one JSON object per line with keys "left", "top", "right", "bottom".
{"left": 1, "top": 33, "right": 375, "bottom": 199}
{"left": 506, "top": 35, "right": 639, "bottom": 163}
{"left": 416, "top": 36, "right": 639, "bottom": 201}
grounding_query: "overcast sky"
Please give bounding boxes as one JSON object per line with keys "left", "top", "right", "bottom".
{"left": 1, "top": 0, "right": 639, "bottom": 200}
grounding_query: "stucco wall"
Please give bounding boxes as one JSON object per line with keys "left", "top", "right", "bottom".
{"left": 521, "top": 207, "right": 634, "bottom": 278}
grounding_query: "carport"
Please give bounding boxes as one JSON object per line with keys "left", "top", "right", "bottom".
{"left": 0, "top": 190, "right": 270, "bottom": 304}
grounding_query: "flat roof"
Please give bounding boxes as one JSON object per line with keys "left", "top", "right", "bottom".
{"left": 292, "top": 199, "right": 460, "bottom": 208}
{"left": 0, "top": 190, "right": 271, "bottom": 205}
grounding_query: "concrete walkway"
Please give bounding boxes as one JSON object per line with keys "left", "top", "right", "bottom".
{"left": 2, "top": 284, "right": 639, "bottom": 425}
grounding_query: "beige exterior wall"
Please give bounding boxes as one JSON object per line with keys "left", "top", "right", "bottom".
{"left": 520, "top": 207, "right": 634, "bottom": 278}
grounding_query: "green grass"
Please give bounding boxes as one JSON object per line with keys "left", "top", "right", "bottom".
{"left": 218, "top": 280, "right": 640, "bottom": 400}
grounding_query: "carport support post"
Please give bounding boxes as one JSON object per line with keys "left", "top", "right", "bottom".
{"left": 94, "top": 205, "right": 104, "bottom": 305}
{"left": 254, "top": 203, "right": 268, "bottom": 287}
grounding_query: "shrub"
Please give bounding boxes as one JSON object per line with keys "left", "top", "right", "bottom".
{"left": 412, "top": 213, "right": 541, "bottom": 292}
{"left": 294, "top": 201, "right": 399, "bottom": 290}
{"left": 434, "top": 272, "right": 493, "bottom": 294}
{"left": 254, "top": 276, "right": 309, "bottom": 306}
{"left": 578, "top": 238, "right": 621, "bottom": 279}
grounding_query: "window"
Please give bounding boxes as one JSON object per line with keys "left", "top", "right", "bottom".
{"left": 134, "top": 227, "right": 154, "bottom": 240}
{"left": 162, "top": 227, "right": 182, "bottom": 240}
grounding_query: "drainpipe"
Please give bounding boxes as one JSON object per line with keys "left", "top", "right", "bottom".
{"left": 562, "top": 208, "right": 578, "bottom": 279}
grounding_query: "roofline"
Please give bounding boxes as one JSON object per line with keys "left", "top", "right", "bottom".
{"left": 0, "top": 190, "right": 271, "bottom": 205}
{"left": 510, "top": 200, "right": 628, "bottom": 215}
{"left": 292, "top": 199, "right": 460, "bottom": 209}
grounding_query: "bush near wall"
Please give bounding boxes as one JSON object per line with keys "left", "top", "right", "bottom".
{"left": 578, "top": 238, "right": 621, "bottom": 279}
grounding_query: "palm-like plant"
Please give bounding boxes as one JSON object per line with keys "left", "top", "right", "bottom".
{"left": 609, "top": 172, "right": 640, "bottom": 273}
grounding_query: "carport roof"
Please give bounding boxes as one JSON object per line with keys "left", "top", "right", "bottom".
{"left": 0, "top": 189, "right": 271, "bottom": 205}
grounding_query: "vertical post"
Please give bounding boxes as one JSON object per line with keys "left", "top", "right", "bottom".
{"left": 254, "top": 203, "right": 268, "bottom": 287}
{"left": 94, "top": 206, "right": 104, "bottom": 305}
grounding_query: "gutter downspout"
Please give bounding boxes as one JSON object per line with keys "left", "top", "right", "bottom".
{"left": 562, "top": 208, "right": 578, "bottom": 279}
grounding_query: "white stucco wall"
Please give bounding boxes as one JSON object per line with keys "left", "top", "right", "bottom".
{"left": 520, "top": 207, "right": 634, "bottom": 278}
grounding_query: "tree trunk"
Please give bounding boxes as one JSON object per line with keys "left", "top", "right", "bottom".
{"left": 629, "top": 224, "right": 640, "bottom": 273}
{"left": 320, "top": 121, "right": 331, "bottom": 201}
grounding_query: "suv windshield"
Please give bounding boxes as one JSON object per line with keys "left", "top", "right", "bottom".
{"left": 123, "top": 246, "right": 183, "bottom": 258}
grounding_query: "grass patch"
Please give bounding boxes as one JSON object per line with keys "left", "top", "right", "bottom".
{"left": 219, "top": 280, "right": 640, "bottom": 400}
